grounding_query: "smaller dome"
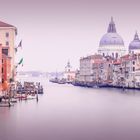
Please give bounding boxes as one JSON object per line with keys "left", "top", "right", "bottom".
{"left": 129, "top": 32, "right": 140, "bottom": 50}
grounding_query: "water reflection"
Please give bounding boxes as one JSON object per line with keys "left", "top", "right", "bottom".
{"left": 0, "top": 77, "right": 140, "bottom": 140}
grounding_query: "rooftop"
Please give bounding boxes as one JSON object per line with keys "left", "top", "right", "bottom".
{"left": 0, "top": 21, "right": 15, "bottom": 28}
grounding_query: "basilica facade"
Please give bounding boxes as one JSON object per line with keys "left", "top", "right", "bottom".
{"left": 75, "top": 17, "right": 140, "bottom": 88}
{"left": 98, "top": 17, "right": 126, "bottom": 58}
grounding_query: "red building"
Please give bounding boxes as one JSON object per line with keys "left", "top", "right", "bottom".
{"left": 0, "top": 44, "right": 12, "bottom": 91}
{"left": 2, "top": 54, "right": 11, "bottom": 82}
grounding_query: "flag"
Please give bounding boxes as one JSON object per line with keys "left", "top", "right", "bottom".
{"left": 18, "top": 40, "right": 22, "bottom": 49}
{"left": 18, "top": 58, "right": 23, "bottom": 65}
{"left": 15, "top": 48, "right": 18, "bottom": 53}
{"left": 15, "top": 40, "right": 22, "bottom": 53}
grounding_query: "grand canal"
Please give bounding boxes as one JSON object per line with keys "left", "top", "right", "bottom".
{"left": 1, "top": 77, "right": 140, "bottom": 140}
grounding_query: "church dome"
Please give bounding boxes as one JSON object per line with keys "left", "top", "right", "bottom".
{"left": 129, "top": 32, "right": 140, "bottom": 50}
{"left": 99, "top": 17, "right": 124, "bottom": 46}
{"left": 100, "top": 33, "right": 124, "bottom": 46}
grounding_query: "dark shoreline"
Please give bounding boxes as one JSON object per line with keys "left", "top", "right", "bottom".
{"left": 71, "top": 82, "right": 140, "bottom": 91}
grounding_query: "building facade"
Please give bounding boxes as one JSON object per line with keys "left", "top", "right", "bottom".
{"left": 75, "top": 18, "right": 140, "bottom": 89}
{"left": 0, "top": 21, "right": 17, "bottom": 80}
{"left": 63, "top": 61, "right": 75, "bottom": 82}
{"left": 79, "top": 54, "right": 103, "bottom": 83}
{"left": 99, "top": 56, "right": 114, "bottom": 84}
{"left": 2, "top": 54, "right": 11, "bottom": 83}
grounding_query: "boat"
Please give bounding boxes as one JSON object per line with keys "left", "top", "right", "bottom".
{"left": 38, "top": 87, "right": 43, "bottom": 94}
{"left": 50, "top": 78, "right": 66, "bottom": 84}
{"left": 58, "top": 80, "right": 66, "bottom": 84}
{"left": 10, "top": 98, "right": 18, "bottom": 103}
{"left": 0, "top": 102, "right": 14, "bottom": 107}
{"left": 0, "top": 96, "right": 3, "bottom": 102}
{"left": 49, "top": 78, "right": 59, "bottom": 83}
{"left": 27, "top": 95, "right": 36, "bottom": 100}
{"left": 14, "top": 94, "right": 27, "bottom": 100}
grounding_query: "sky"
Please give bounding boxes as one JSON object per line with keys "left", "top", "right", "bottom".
{"left": 0, "top": 0, "right": 140, "bottom": 72}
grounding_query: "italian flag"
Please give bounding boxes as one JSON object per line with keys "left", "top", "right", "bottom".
{"left": 18, "top": 58, "right": 23, "bottom": 66}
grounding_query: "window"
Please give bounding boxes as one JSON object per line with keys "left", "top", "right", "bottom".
{"left": 6, "top": 32, "right": 9, "bottom": 37}
{"left": 2, "top": 68, "right": 3, "bottom": 73}
{"left": 112, "top": 53, "right": 114, "bottom": 58}
{"left": 133, "top": 67, "right": 135, "bottom": 71}
{"left": 132, "top": 51, "right": 134, "bottom": 54}
{"left": 6, "top": 41, "right": 9, "bottom": 46}
{"left": 133, "top": 61, "right": 135, "bottom": 65}
{"left": 116, "top": 53, "right": 118, "bottom": 58}
{"left": 2, "top": 48, "right": 8, "bottom": 55}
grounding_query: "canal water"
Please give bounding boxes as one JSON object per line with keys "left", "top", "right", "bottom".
{"left": 1, "top": 77, "right": 140, "bottom": 140}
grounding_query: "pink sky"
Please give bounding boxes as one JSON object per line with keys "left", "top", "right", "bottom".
{"left": 0, "top": 0, "right": 140, "bottom": 72}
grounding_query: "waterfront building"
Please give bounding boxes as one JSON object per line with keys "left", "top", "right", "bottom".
{"left": 0, "top": 44, "right": 11, "bottom": 90}
{"left": 63, "top": 61, "right": 75, "bottom": 82}
{"left": 2, "top": 54, "right": 11, "bottom": 83}
{"left": 78, "top": 54, "right": 114, "bottom": 85}
{"left": 0, "top": 45, "right": 2, "bottom": 89}
{"left": 112, "top": 55, "right": 131, "bottom": 87}
{"left": 120, "top": 54, "right": 140, "bottom": 88}
{"left": 129, "top": 54, "right": 140, "bottom": 88}
{"left": 99, "top": 56, "right": 114, "bottom": 84}
{"left": 98, "top": 17, "right": 126, "bottom": 58}
{"left": 79, "top": 54, "right": 103, "bottom": 83}
{"left": 120, "top": 55, "right": 131, "bottom": 87}
{"left": 0, "top": 21, "right": 17, "bottom": 80}
{"left": 76, "top": 18, "right": 140, "bottom": 89}
{"left": 129, "top": 32, "right": 140, "bottom": 54}
{"left": 75, "top": 70, "right": 80, "bottom": 82}
{"left": 111, "top": 54, "right": 140, "bottom": 88}
{"left": 77, "top": 53, "right": 140, "bottom": 88}
{"left": 112, "top": 59, "right": 122, "bottom": 86}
